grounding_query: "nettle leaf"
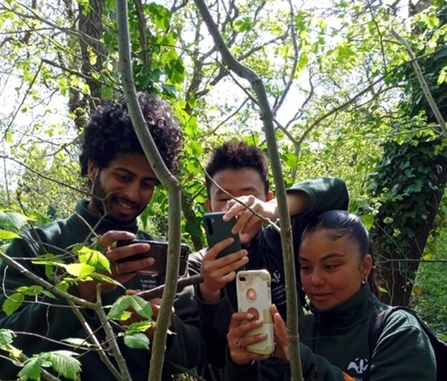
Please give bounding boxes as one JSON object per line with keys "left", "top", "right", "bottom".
{"left": 19, "top": 351, "right": 81, "bottom": 381}
{"left": 123, "top": 331, "right": 149, "bottom": 349}
{"left": 0, "top": 329, "right": 15, "bottom": 347}
{"left": 2, "top": 292, "right": 25, "bottom": 316}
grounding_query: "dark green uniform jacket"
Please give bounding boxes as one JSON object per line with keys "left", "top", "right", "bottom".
{"left": 224, "top": 284, "right": 436, "bottom": 381}
{"left": 0, "top": 200, "right": 206, "bottom": 381}
{"left": 188, "top": 177, "right": 349, "bottom": 371}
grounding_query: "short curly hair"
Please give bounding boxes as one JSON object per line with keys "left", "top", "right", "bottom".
{"left": 205, "top": 141, "right": 269, "bottom": 196}
{"left": 79, "top": 92, "right": 182, "bottom": 181}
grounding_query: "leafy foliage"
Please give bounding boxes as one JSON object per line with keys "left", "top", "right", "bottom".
{"left": 2, "top": 0, "right": 447, "bottom": 377}
{"left": 18, "top": 351, "right": 81, "bottom": 381}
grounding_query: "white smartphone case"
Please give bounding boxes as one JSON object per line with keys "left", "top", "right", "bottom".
{"left": 236, "top": 269, "right": 274, "bottom": 355}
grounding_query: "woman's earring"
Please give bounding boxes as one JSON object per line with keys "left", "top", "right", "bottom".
{"left": 362, "top": 277, "right": 367, "bottom": 284}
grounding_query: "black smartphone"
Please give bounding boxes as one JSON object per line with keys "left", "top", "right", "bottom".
{"left": 115, "top": 240, "right": 189, "bottom": 275}
{"left": 203, "top": 211, "right": 241, "bottom": 258}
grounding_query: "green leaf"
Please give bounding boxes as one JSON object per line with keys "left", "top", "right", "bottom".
{"left": 18, "top": 357, "right": 45, "bottom": 380}
{"left": 0, "top": 211, "right": 29, "bottom": 233}
{"left": 45, "top": 350, "right": 81, "bottom": 379}
{"left": 75, "top": 245, "right": 110, "bottom": 272}
{"left": 59, "top": 262, "right": 96, "bottom": 277}
{"left": 123, "top": 331, "right": 149, "bottom": 349}
{"left": 0, "top": 329, "right": 15, "bottom": 347}
{"left": 129, "top": 295, "right": 153, "bottom": 320}
{"left": 108, "top": 295, "right": 132, "bottom": 320}
{"left": 0, "top": 230, "right": 20, "bottom": 240}
{"left": 4, "top": 131, "right": 13, "bottom": 143}
{"left": 2, "top": 292, "right": 25, "bottom": 316}
{"left": 108, "top": 295, "right": 152, "bottom": 320}
{"left": 19, "top": 351, "right": 81, "bottom": 381}
{"left": 126, "top": 321, "right": 153, "bottom": 332}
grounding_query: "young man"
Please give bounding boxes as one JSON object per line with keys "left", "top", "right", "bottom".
{"left": 0, "top": 93, "right": 206, "bottom": 381}
{"left": 188, "top": 141, "right": 349, "bottom": 376}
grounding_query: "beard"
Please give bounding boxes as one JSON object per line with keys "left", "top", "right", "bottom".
{"left": 90, "top": 175, "right": 144, "bottom": 224}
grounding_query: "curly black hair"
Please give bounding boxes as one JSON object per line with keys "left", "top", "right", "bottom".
{"left": 205, "top": 141, "right": 269, "bottom": 196}
{"left": 79, "top": 92, "right": 182, "bottom": 182}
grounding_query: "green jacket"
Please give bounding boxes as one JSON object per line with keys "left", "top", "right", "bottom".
{"left": 188, "top": 177, "right": 349, "bottom": 372}
{"left": 224, "top": 285, "right": 436, "bottom": 381}
{"left": 0, "top": 200, "right": 206, "bottom": 381}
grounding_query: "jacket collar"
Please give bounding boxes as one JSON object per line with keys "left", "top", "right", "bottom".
{"left": 310, "top": 284, "right": 373, "bottom": 331}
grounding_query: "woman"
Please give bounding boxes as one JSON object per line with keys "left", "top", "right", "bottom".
{"left": 225, "top": 210, "right": 436, "bottom": 380}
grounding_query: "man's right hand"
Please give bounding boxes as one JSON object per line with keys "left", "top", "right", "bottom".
{"left": 77, "top": 231, "right": 155, "bottom": 302}
{"left": 199, "top": 238, "right": 248, "bottom": 303}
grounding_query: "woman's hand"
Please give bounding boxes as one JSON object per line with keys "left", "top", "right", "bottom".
{"left": 227, "top": 311, "right": 271, "bottom": 365}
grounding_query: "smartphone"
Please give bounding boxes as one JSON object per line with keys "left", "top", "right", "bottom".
{"left": 203, "top": 211, "right": 241, "bottom": 258}
{"left": 115, "top": 240, "right": 190, "bottom": 275}
{"left": 236, "top": 269, "right": 274, "bottom": 355}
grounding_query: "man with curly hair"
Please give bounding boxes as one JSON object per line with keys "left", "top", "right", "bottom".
{"left": 0, "top": 93, "right": 205, "bottom": 380}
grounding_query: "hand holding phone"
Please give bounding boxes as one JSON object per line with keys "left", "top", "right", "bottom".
{"left": 236, "top": 269, "right": 274, "bottom": 355}
{"left": 115, "top": 240, "right": 189, "bottom": 275}
{"left": 203, "top": 212, "right": 241, "bottom": 258}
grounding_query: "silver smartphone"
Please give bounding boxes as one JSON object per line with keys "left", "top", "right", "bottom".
{"left": 236, "top": 269, "right": 274, "bottom": 355}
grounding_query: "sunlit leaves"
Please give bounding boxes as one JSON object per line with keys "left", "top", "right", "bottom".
{"left": 73, "top": 245, "right": 110, "bottom": 273}
{"left": 146, "top": 3, "right": 172, "bottom": 30}
{"left": 234, "top": 17, "right": 254, "bottom": 32}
